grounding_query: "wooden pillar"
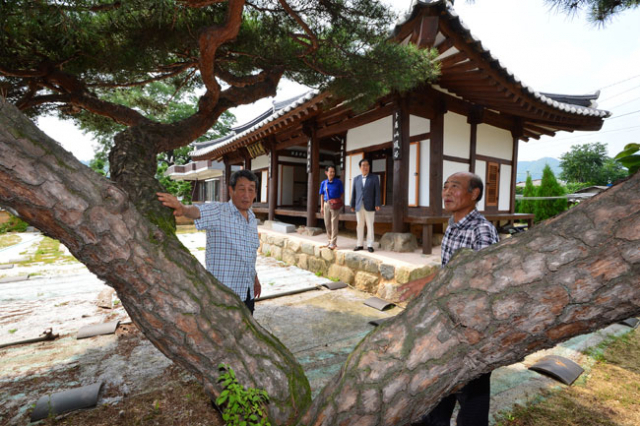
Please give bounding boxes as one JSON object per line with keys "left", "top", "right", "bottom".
{"left": 268, "top": 148, "right": 278, "bottom": 221}
{"left": 243, "top": 149, "right": 252, "bottom": 171}
{"left": 222, "top": 157, "right": 231, "bottom": 202}
{"left": 468, "top": 106, "right": 483, "bottom": 174}
{"left": 429, "top": 111, "right": 445, "bottom": 216}
{"left": 304, "top": 122, "right": 320, "bottom": 227}
{"left": 392, "top": 102, "right": 410, "bottom": 233}
{"left": 510, "top": 119, "right": 524, "bottom": 214}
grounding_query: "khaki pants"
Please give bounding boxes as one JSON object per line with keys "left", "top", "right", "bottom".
{"left": 323, "top": 202, "right": 340, "bottom": 246}
{"left": 356, "top": 208, "right": 375, "bottom": 248}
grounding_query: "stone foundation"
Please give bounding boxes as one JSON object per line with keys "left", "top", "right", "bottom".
{"left": 258, "top": 229, "right": 439, "bottom": 301}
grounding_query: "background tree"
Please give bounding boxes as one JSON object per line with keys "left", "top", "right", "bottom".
{"left": 559, "top": 142, "right": 626, "bottom": 185}
{"left": 517, "top": 173, "right": 536, "bottom": 214}
{"left": 535, "top": 164, "right": 568, "bottom": 222}
{"left": 545, "top": 0, "right": 640, "bottom": 23}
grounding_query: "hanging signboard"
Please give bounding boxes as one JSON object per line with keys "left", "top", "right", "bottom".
{"left": 392, "top": 111, "right": 402, "bottom": 160}
{"left": 247, "top": 141, "right": 266, "bottom": 159}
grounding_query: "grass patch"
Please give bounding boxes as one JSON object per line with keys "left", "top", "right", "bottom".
{"left": 15, "top": 237, "right": 78, "bottom": 266}
{"left": 495, "top": 328, "right": 640, "bottom": 426}
{"left": 0, "top": 234, "right": 21, "bottom": 249}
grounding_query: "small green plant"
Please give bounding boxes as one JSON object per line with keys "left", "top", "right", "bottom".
{"left": 114, "top": 299, "right": 121, "bottom": 306}
{"left": 9, "top": 328, "right": 17, "bottom": 334}
{"left": 329, "top": 276, "right": 340, "bottom": 282}
{"left": 315, "top": 271, "right": 322, "bottom": 277}
{"left": 216, "top": 363, "right": 271, "bottom": 426}
{"left": 263, "top": 250, "right": 271, "bottom": 257}
{"left": 0, "top": 214, "right": 29, "bottom": 234}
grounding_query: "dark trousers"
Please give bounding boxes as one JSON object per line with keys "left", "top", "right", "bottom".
{"left": 244, "top": 287, "right": 255, "bottom": 315}
{"left": 413, "top": 372, "right": 491, "bottom": 426}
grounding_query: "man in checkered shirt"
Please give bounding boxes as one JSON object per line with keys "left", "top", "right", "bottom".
{"left": 157, "top": 170, "right": 262, "bottom": 315}
{"left": 401, "top": 171, "right": 499, "bottom": 426}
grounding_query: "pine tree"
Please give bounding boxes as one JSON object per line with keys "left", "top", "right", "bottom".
{"left": 535, "top": 164, "right": 568, "bottom": 222}
{"left": 518, "top": 173, "right": 536, "bottom": 214}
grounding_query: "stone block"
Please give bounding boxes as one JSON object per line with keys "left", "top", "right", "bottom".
{"left": 283, "top": 249, "right": 297, "bottom": 265}
{"left": 286, "top": 239, "right": 302, "bottom": 253}
{"left": 272, "top": 246, "right": 283, "bottom": 260}
{"left": 361, "top": 257, "right": 381, "bottom": 275}
{"left": 297, "top": 254, "right": 309, "bottom": 270}
{"left": 328, "top": 264, "right": 354, "bottom": 284}
{"left": 376, "top": 281, "right": 401, "bottom": 301}
{"left": 379, "top": 232, "right": 419, "bottom": 252}
{"left": 354, "top": 271, "right": 380, "bottom": 293}
{"left": 272, "top": 222, "right": 295, "bottom": 233}
{"left": 270, "top": 235, "right": 286, "bottom": 247}
{"left": 298, "top": 226, "right": 324, "bottom": 236}
{"left": 380, "top": 264, "right": 395, "bottom": 281}
{"left": 261, "top": 243, "right": 272, "bottom": 256}
{"left": 409, "top": 264, "right": 438, "bottom": 282}
{"left": 345, "top": 252, "right": 366, "bottom": 270}
{"left": 301, "top": 242, "right": 315, "bottom": 256}
{"left": 395, "top": 266, "right": 411, "bottom": 284}
{"left": 320, "top": 248, "right": 335, "bottom": 262}
{"left": 335, "top": 251, "right": 345, "bottom": 265}
{"left": 314, "top": 246, "right": 321, "bottom": 257}
{"left": 308, "top": 257, "right": 328, "bottom": 276}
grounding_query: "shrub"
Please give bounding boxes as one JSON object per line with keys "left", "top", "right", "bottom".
{"left": 0, "top": 213, "right": 29, "bottom": 234}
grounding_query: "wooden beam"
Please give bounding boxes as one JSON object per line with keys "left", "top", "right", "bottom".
{"left": 316, "top": 103, "right": 396, "bottom": 139}
{"left": 416, "top": 16, "right": 439, "bottom": 48}
{"left": 305, "top": 122, "right": 320, "bottom": 227}
{"left": 392, "top": 102, "right": 411, "bottom": 233}
{"left": 268, "top": 147, "right": 278, "bottom": 221}
{"left": 430, "top": 112, "right": 444, "bottom": 215}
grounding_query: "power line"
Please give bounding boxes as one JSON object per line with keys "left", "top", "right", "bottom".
{"left": 600, "top": 73, "right": 640, "bottom": 90}
{"left": 607, "top": 109, "right": 640, "bottom": 120}
{"left": 600, "top": 83, "right": 640, "bottom": 103}
{"left": 607, "top": 95, "right": 640, "bottom": 110}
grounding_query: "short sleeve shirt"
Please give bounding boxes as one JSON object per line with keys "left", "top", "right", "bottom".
{"left": 319, "top": 179, "right": 344, "bottom": 201}
{"left": 441, "top": 209, "right": 500, "bottom": 267}
{"left": 194, "top": 200, "right": 260, "bottom": 299}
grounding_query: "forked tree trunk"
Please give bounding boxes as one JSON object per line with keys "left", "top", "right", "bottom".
{"left": 0, "top": 100, "right": 312, "bottom": 425}
{"left": 1, "top": 100, "right": 639, "bottom": 426}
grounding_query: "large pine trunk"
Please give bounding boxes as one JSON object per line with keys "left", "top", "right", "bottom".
{"left": 1, "top": 100, "right": 639, "bottom": 425}
{"left": 0, "top": 100, "right": 312, "bottom": 425}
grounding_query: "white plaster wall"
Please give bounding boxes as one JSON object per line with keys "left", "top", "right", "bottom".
{"left": 443, "top": 112, "right": 470, "bottom": 159}
{"left": 280, "top": 165, "right": 294, "bottom": 205}
{"left": 260, "top": 170, "right": 268, "bottom": 203}
{"left": 408, "top": 143, "right": 418, "bottom": 206}
{"left": 475, "top": 160, "right": 487, "bottom": 211}
{"left": 410, "top": 114, "right": 430, "bottom": 137}
{"left": 346, "top": 116, "right": 392, "bottom": 151}
{"left": 499, "top": 164, "right": 512, "bottom": 211}
{"left": 344, "top": 153, "right": 363, "bottom": 207}
{"left": 443, "top": 160, "right": 470, "bottom": 182}
{"left": 252, "top": 154, "right": 269, "bottom": 170}
{"left": 419, "top": 139, "right": 430, "bottom": 207}
{"left": 477, "top": 124, "right": 513, "bottom": 160}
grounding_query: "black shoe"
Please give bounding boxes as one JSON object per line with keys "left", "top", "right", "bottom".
{"left": 354, "top": 246, "right": 363, "bottom": 251}
{"left": 368, "top": 247, "right": 374, "bottom": 253}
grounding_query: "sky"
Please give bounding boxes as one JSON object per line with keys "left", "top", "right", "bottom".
{"left": 36, "top": 0, "right": 640, "bottom": 166}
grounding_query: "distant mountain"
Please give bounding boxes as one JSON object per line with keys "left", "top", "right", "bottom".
{"left": 516, "top": 157, "right": 561, "bottom": 182}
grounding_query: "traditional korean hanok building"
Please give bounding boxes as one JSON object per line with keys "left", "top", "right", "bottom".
{"left": 167, "top": 0, "right": 609, "bottom": 253}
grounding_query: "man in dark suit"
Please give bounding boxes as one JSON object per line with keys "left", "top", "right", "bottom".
{"left": 350, "top": 158, "right": 381, "bottom": 252}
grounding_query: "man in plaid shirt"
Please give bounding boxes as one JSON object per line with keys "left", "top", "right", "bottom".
{"left": 401, "top": 171, "right": 499, "bottom": 426}
{"left": 157, "top": 170, "right": 262, "bottom": 315}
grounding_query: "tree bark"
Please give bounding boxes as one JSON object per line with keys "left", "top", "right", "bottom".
{"left": 299, "top": 174, "right": 640, "bottom": 425}
{"left": 0, "top": 100, "right": 311, "bottom": 425}
{"left": 1, "top": 100, "right": 639, "bottom": 426}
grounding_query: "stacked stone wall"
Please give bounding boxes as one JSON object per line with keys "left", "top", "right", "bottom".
{"left": 258, "top": 230, "right": 439, "bottom": 301}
